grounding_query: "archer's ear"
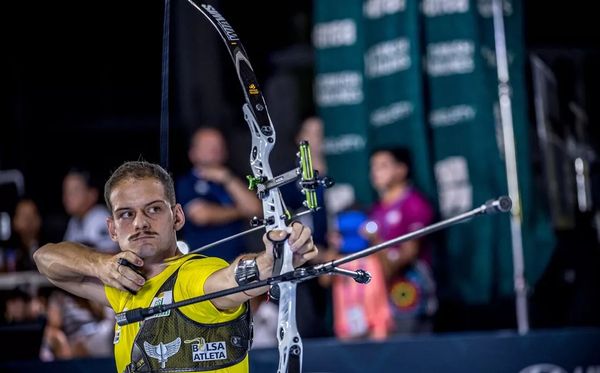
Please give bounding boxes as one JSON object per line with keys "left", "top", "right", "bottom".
{"left": 107, "top": 217, "right": 118, "bottom": 242}
{"left": 173, "top": 204, "right": 185, "bottom": 231}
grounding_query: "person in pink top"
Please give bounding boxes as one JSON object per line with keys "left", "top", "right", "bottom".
{"left": 368, "top": 147, "right": 437, "bottom": 334}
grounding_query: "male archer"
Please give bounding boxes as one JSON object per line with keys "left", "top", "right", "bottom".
{"left": 34, "top": 160, "right": 318, "bottom": 373}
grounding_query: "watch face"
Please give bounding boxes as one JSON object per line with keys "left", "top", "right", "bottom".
{"left": 235, "top": 258, "right": 259, "bottom": 285}
{"left": 241, "top": 259, "right": 254, "bottom": 267}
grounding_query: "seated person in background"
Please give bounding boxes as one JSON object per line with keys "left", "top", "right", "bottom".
{"left": 31, "top": 286, "right": 72, "bottom": 361}
{"left": 0, "top": 286, "right": 58, "bottom": 361}
{"left": 321, "top": 208, "right": 392, "bottom": 341}
{"left": 61, "top": 167, "right": 118, "bottom": 357}
{"left": 2, "top": 287, "right": 41, "bottom": 324}
{"left": 63, "top": 168, "right": 118, "bottom": 254}
{"left": 46, "top": 289, "right": 114, "bottom": 358}
{"left": 1, "top": 198, "right": 44, "bottom": 272}
{"left": 368, "top": 147, "right": 437, "bottom": 334}
{"left": 176, "top": 127, "right": 261, "bottom": 262}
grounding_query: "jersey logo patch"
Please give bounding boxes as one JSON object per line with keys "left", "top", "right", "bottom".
{"left": 147, "top": 291, "right": 173, "bottom": 320}
{"left": 185, "top": 337, "right": 228, "bottom": 362}
{"left": 143, "top": 337, "right": 181, "bottom": 368}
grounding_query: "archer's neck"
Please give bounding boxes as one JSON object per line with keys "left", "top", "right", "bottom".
{"left": 142, "top": 245, "right": 179, "bottom": 279}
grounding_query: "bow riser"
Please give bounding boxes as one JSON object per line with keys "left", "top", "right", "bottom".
{"left": 243, "top": 104, "right": 302, "bottom": 373}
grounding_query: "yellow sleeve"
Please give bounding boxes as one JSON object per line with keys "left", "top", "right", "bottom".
{"left": 175, "top": 256, "right": 245, "bottom": 323}
{"left": 105, "top": 284, "right": 126, "bottom": 311}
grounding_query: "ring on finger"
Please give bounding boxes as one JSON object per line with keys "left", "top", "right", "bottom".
{"left": 117, "top": 258, "right": 127, "bottom": 273}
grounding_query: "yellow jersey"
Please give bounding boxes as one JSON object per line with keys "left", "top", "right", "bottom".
{"left": 105, "top": 255, "right": 249, "bottom": 373}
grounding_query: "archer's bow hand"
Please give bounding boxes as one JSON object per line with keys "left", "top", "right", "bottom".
{"left": 262, "top": 222, "right": 318, "bottom": 272}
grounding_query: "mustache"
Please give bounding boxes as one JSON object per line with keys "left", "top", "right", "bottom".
{"left": 129, "top": 231, "right": 158, "bottom": 241}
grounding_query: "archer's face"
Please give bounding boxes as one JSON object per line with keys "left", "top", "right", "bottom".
{"left": 107, "top": 177, "right": 184, "bottom": 259}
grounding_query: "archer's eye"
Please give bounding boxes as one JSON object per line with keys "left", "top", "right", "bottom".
{"left": 147, "top": 205, "right": 162, "bottom": 214}
{"left": 119, "top": 211, "right": 134, "bottom": 219}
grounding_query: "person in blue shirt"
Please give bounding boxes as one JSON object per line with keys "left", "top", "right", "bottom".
{"left": 176, "top": 127, "right": 261, "bottom": 262}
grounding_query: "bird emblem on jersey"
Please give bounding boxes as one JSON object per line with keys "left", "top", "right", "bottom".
{"left": 143, "top": 337, "right": 181, "bottom": 368}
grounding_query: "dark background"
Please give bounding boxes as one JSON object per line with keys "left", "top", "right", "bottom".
{"left": 1, "top": 1, "right": 317, "bottom": 226}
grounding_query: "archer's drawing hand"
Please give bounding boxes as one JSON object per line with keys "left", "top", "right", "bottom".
{"left": 99, "top": 251, "right": 146, "bottom": 294}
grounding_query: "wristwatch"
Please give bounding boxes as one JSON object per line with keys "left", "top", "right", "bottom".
{"left": 234, "top": 258, "right": 260, "bottom": 285}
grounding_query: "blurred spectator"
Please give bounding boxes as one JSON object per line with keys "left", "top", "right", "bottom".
{"left": 51, "top": 168, "right": 117, "bottom": 358}
{"left": 62, "top": 168, "right": 117, "bottom": 253}
{"left": 323, "top": 208, "right": 393, "bottom": 341}
{"left": 0, "top": 286, "right": 55, "bottom": 361}
{"left": 176, "top": 127, "right": 261, "bottom": 262}
{"left": 368, "top": 147, "right": 437, "bottom": 334}
{"left": 23, "top": 286, "right": 71, "bottom": 361}
{"left": 3, "top": 287, "right": 38, "bottom": 323}
{"left": 280, "top": 116, "right": 334, "bottom": 338}
{"left": 0, "top": 198, "right": 44, "bottom": 272}
{"left": 282, "top": 116, "right": 329, "bottom": 245}
{"left": 45, "top": 290, "right": 114, "bottom": 358}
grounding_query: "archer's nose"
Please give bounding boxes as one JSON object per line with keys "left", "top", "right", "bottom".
{"left": 133, "top": 213, "right": 150, "bottom": 230}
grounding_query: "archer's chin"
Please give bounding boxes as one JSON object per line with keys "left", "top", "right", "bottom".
{"left": 127, "top": 243, "right": 158, "bottom": 258}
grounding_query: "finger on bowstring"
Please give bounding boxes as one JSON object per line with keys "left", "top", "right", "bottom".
{"left": 117, "top": 256, "right": 145, "bottom": 280}
{"left": 120, "top": 251, "right": 144, "bottom": 267}
{"left": 113, "top": 263, "right": 143, "bottom": 294}
{"left": 115, "top": 253, "right": 145, "bottom": 290}
{"left": 106, "top": 271, "right": 139, "bottom": 294}
{"left": 118, "top": 262, "right": 145, "bottom": 287}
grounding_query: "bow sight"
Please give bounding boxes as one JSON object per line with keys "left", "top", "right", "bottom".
{"left": 246, "top": 141, "right": 334, "bottom": 209}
